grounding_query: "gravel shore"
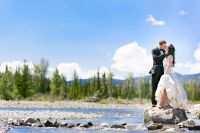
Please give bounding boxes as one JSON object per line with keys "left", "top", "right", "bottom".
{"left": 0, "top": 110, "right": 102, "bottom": 121}
{"left": 0, "top": 100, "right": 150, "bottom": 109}
{"left": 0, "top": 120, "right": 9, "bottom": 133}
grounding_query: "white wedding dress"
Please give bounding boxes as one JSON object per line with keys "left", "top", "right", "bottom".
{"left": 155, "top": 57, "right": 188, "bottom": 110}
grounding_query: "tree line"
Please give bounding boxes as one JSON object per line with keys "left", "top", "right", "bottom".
{"left": 0, "top": 59, "right": 199, "bottom": 101}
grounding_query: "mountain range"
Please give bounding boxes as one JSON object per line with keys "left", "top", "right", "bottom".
{"left": 78, "top": 73, "right": 200, "bottom": 85}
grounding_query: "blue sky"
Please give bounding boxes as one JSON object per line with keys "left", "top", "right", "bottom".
{"left": 0, "top": 0, "right": 200, "bottom": 79}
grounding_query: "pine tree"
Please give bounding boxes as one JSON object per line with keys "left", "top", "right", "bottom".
{"left": 101, "top": 72, "right": 108, "bottom": 98}
{"left": 107, "top": 71, "right": 113, "bottom": 98}
{"left": 0, "top": 65, "right": 14, "bottom": 100}
{"left": 59, "top": 75, "right": 68, "bottom": 99}
{"left": 69, "top": 71, "right": 80, "bottom": 100}
{"left": 21, "top": 63, "right": 32, "bottom": 98}
{"left": 50, "top": 69, "right": 61, "bottom": 99}
{"left": 14, "top": 67, "right": 23, "bottom": 99}
{"left": 123, "top": 73, "right": 135, "bottom": 99}
{"left": 33, "top": 59, "right": 49, "bottom": 93}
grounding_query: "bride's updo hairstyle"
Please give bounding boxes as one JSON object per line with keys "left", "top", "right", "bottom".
{"left": 167, "top": 44, "right": 175, "bottom": 66}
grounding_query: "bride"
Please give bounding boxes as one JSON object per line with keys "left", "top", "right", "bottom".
{"left": 155, "top": 44, "right": 188, "bottom": 110}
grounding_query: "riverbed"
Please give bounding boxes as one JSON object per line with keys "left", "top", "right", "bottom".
{"left": 0, "top": 107, "right": 145, "bottom": 133}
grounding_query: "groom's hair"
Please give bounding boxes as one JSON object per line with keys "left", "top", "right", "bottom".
{"left": 159, "top": 40, "right": 166, "bottom": 45}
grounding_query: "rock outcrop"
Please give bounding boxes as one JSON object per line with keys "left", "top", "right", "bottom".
{"left": 144, "top": 107, "right": 188, "bottom": 124}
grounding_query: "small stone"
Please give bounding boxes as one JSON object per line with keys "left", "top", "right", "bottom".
{"left": 146, "top": 121, "right": 163, "bottom": 130}
{"left": 67, "top": 123, "right": 75, "bottom": 128}
{"left": 25, "top": 118, "right": 37, "bottom": 124}
{"left": 79, "top": 122, "right": 93, "bottom": 128}
{"left": 79, "top": 124, "right": 90, "bottom": 128}
{"left": 87, "top": 122, "right": 93, "bottom": 127}
{"left": 17, "top": 119, "right": 25, "bottom": 126}
{"left": 76, "top": 123, "right": 81, "bottom": 126}
{"left": 178, "top": 119, "right": 196, "bottom": 128}
{"left": 188, "top": 126, "right": 200, "bottom": 131}
{"left": 60, "top": 122, "right": 68, "bottom": 127}
{"left": 52, "top": 120, "right": 59, "bottom": 127}
{"left": 36, "top": 118, "right": 41, "bottom": 123}
{"left": 44, "top": 120, "right": 53, "bottom": 127}
{"left": 110, "top": 124, "right": 125, "bottom": 129}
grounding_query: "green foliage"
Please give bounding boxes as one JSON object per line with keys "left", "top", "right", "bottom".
{"left": 33, "top": 59, "right": 49, "bottom": 94}
{"left": 0, "top": 59, "right": 199, "bottom": 101}
{"left": 50, "top": 69, "right": 61, "bottom": 98}
{"left": 0, "top": 66, "right": 14, "bottom": 100}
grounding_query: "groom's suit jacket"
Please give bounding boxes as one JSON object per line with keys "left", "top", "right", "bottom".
{"left": 149, "top": 47, "right": 165, "bottom": 75}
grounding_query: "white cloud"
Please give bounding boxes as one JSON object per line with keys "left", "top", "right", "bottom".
{"left": 178, "top": 10, "right": 188, "bottom": 16}
{"left": 0, "top": 61, "right": 110, "bottom": 80}
{"left": 146, "top": 15, "right": 165, "bottom": 26}
{"left": 175, "top": 44, "right": 200, "bottom": 74}
{"left": 0, "top": 61, "right": 34, "bottom": 73}
{"left": 111, "top": 42, "right": 152, "bottom": 77}
{"left": 1, "top": 43, "right": 200, "bottom": 79}
{"left": 194, "top": 44, "right": 200, "bottom": 62}
{"left": 56, "top": 63, "right": 82, "bottom": 80}
{"left": 55, "top": 62, "right": 109, "bottom": 80}
{"left": 175, "top": 62, "right": 200, "bottom": 74}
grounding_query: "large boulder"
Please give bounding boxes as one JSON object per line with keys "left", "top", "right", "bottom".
{"left": 144, "top": 107, "right": 188, "bottom": 124}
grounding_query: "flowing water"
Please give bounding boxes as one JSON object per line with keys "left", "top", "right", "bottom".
{"left": 0, "top": 107, "right": 145, "bottom": 133}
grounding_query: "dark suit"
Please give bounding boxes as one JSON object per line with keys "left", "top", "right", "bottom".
{"left": 149, "top": 47, "right": 165, "bottom": 106}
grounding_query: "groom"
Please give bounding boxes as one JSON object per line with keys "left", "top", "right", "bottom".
{"left": 149, "top": 40, "right": 167, "bottom": 107}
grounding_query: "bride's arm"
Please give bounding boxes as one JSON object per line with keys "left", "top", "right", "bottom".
{"left": 165, "top": 55, "right": 173, "bottom": 74}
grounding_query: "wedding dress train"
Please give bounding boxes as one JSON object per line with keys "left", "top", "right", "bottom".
{"left": 155, "top": 58, "right": 188, "bottom": 110}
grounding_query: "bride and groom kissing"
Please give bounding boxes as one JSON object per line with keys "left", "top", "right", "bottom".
{"left": 149, "top": 40, "right": 188, "bottom": 110}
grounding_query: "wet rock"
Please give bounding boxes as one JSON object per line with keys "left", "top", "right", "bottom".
{"left": 121, "top": 123, "right": 127, "bottom": 126}
{"left": 67, "top": 123, "right": 75, "bottom": 128}
{"left": 25, "top": 118, "right": 37, "bottom": 124}
{"left": 79, "top": 122, "right": 93, "bottom": 128}
{"left": 52, "top": 120, "right": 60, "bottom": 127}
{"left": 144, "top": 107, "right": 187, "bottom": 124}
{"left": 188, "top": 126, "right": 200, "bottom": 131}
{"left": 87, "top": 122, "right": 93, "bottom": 127}
{"left": 36, "top": 118, "right": 41, "bottom": 123}
{"left": 178, "top": 119, "right": 196, "bottom": 128}
{"left": 44, "top": 120, "right": 53, "bottom": 127}
{"left": 17, "top": 119, "right": 25, "bottom": 126}
{"left": 110, "top": 124, "right": 125, "bottom": 129}
{"left": 76, "top": 123, "right": 81, "bottom": 126}
{"left": 146, "top": 121, "right": 163, "bottom": 130}
{"left": 60, "top": 122, "right": 68, "bottom": 127}
{"left": 12, "top": 119, "right": 24, "bottom": 126}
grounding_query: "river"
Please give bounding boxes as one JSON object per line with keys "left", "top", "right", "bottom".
{"left": 0, "top": 107, "right": 146, "bottom": 133}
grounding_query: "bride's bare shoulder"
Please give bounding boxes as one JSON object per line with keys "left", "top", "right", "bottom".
{"left": 166, "top": 55, "right": 174, "bottom": 63}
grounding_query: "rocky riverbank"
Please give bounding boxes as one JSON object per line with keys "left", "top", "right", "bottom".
{"left": 0, "top": 100, "right": 199, "bottom": 132}
{"left": 8, "top": 118, "right": 148, "bottom": 131}
{"left": 144, "top": 104, "right": 200, "bottom": 132}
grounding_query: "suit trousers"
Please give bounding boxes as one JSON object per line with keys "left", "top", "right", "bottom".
{"left": 151, "top": 66, "right": 164, "bottom": 105}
